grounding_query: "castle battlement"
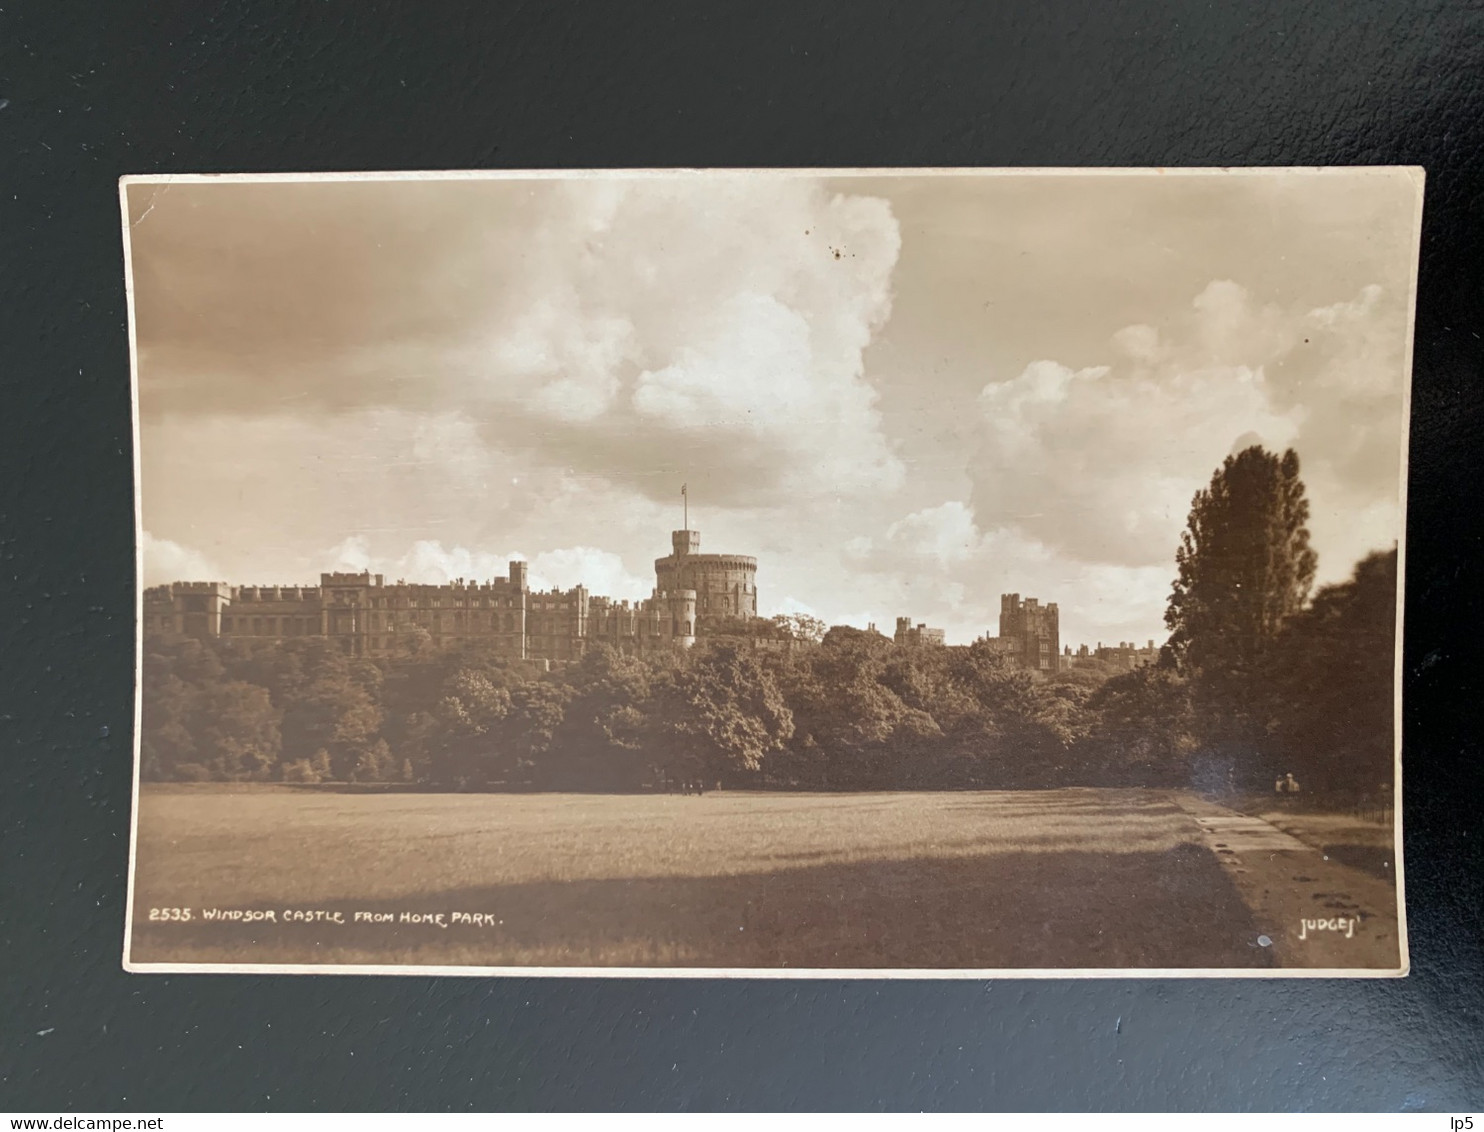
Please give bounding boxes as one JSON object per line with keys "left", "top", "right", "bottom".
{"left": 145, "top": 527, "right": 746, "bottom": 662}
{"left": 894, "top": 616, "right": 945, "bottom": 647}
{"left": 1062, "top": 638, "right": 1160, "bottom": 673}
{"left": 236, "top": 586, "right": 320, "bottom": 602}
{"left": 987, "top": 592, "right": 1062, "bottom": 673}
{"left": 653, "top": 529, "right": 758, "bottom": 623}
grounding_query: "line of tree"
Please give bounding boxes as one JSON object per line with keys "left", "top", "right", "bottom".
{"left": 139, "top": 446, "right": 1397, "bottom": 800}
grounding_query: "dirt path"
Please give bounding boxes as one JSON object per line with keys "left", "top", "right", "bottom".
{"left": 1170, "top": 792, "right": 1404, "bottom": 971}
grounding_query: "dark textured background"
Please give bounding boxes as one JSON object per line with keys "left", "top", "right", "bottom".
{"left": 2, "top": 0, "right": 1481, "bottom": 1112}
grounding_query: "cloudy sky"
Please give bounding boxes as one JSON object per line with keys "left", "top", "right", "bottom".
{"left": 127, "top": 169, "right": 1420, "bottom": 647}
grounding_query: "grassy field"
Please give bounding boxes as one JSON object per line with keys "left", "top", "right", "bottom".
{"left": 129, "top": 786, "right": 1269, "bottom": 969}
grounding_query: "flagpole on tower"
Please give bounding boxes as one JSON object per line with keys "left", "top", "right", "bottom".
{"left": 682, "top": 482, "right": 688, "bottom": 530}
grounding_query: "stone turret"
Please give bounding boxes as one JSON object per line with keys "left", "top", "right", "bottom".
{"left": 664, "top": 588, "right": 698, "bottom": 648}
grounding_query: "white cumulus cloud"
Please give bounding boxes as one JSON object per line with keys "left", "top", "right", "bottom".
{"left": 141, "top": 531, "right": 219, "bottom": 586}
{"left": 841, "top": 500, "right": 1175, "bottom": 647}
{"left": 460, "top": 178, "right": 907, "bottom": 505}
{"left": 970, "top": 280, "right": 1402, "bottom": 579}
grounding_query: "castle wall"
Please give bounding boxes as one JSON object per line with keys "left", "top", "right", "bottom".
{"left": 588, "top": 589, "right": 697, "bottom": 656}
{"left": 316, "top": 574, "right": 531, "bottom": 658}
{"left": 143, "top": 581, "right": 233, "bottom": 640}
{"left": 144, "top": 530, "right": 723, "bottom": 661}
{"left": 894, "top": 617, "right": 945, "bottom": 646}
{"left": 1063, "top": 639, "right": 1159, "bottom": 672}
{"left": 144, "top": 540, "right": 1159, "bottom": 681}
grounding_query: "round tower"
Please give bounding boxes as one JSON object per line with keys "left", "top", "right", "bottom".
{"left": 654, "top": 529, "right": 758, "bottom": 627}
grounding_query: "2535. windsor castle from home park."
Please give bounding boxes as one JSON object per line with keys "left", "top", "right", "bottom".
{"left": 144, "top": 518, "right": 1159, "bottom": 674}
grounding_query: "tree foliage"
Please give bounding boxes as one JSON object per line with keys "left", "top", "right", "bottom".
{"left": 1165, "top": 445, "right": 1318, "bottom": 769}
{"left": 1268, "top": 548, "right": 1398, "bottom": 795}
{"left": 138, "top": 449, "right": 1396, "bottom": 805}
{"left": 648, "top": 643, "right": 794, "bottom": 783}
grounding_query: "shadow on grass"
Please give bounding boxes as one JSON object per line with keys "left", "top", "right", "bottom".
{"left": 1320, "top": 843, "right": 1395, "bottom": 880}
{"left": 131, "top": 843, "right": 1271, "bottom": 970}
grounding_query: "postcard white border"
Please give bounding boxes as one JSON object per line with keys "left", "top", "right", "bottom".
{"left": 119, "top": 166, "right": 1423, "bottom": 979}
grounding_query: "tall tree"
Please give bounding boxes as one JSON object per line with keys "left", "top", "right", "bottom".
{"left": 1164, "top": 445, "right": 1318, "bottom": 771}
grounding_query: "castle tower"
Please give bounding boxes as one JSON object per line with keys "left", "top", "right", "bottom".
{"left": 654, "top": 527, "right": 757, "bottom": 628}
{"left": 164, "top": 581, "right": 233, "bottom": 639}
{"left": 319, "top": 570, "right": 381, "bottom": 655}
{"left": 663, "top": 588, "right": 698, "bottom": 648}
{"left": 998, "top": 593, "right": 1060, "bottom": 672}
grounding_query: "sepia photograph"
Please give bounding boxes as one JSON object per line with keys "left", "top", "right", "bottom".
{"left": 121, "top": 167, "right": 1419, "bottom": 976}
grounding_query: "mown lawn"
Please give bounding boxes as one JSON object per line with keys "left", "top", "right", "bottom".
{"left": 129, "top": 786, "right": 1266, "bottom": 970}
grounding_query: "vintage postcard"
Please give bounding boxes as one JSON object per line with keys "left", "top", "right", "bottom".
{"left": 121, "top": 168, "right": 1420, "bottom": 977}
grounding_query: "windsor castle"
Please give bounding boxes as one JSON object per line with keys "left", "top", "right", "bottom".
{"left": 144, "top": 528, "right": 757, "bottom": 664}
{"left": 144, "top": 524, "right": 1156, "bottom": 673}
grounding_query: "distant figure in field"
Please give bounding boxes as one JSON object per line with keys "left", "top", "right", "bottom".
{"left": 1275, "top": 773, "right": 1301, "bottom": 794}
